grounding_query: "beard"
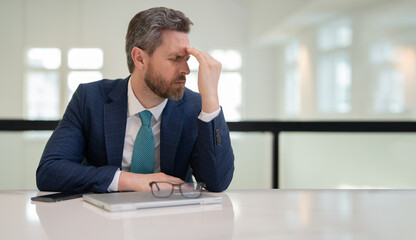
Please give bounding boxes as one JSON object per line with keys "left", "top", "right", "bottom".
{"left": 144, "top": 62, "right": 186, "bottom": 100}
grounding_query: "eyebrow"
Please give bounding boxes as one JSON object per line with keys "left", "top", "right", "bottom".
{"left": 168, "top": 53, "right": 189, "bottom": 59}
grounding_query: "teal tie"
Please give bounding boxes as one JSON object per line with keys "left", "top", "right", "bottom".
{"left": 130, "top": 110, "right": 155, "bottom": 174}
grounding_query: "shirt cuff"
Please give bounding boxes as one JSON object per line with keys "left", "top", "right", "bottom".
{"left": 198, "top": 107, "right": 221, "bottom": 122}
{"left": 107, "top": 169, "right": 121, "bottom": 192}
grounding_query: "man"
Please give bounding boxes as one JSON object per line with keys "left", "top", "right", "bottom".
{"left": 36, "top": 7, "right": 234, "bottom": 193}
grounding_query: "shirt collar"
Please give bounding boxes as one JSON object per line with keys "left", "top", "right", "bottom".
{"left": 127, "top": 77, "right": 167, "bottom": 121}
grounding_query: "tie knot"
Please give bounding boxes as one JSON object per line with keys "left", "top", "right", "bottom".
{"left": 138, "top": 110, "right": 152, "bottom": 127}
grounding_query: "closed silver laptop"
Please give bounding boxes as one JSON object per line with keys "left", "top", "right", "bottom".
{"left": 83, "top": 191, "right": 222, "bottom": 212}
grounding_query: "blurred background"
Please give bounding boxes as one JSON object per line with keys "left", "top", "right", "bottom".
{"left": 1, "top": 0, "right": 415, "bottom": 190}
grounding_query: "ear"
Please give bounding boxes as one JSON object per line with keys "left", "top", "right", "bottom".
{"left": 131, "top": 47, "right": 147, "bottom": 70}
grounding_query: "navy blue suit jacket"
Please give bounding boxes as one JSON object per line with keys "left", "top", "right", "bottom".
{"left": 36, "top": 77, "right": 234, "bottom": 193}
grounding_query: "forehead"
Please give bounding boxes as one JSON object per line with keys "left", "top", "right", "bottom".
{"left": 156, "top": 30, "right": 190, "bottom": 56}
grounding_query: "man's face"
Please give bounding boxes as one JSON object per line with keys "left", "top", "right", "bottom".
{"left": 144, "top": 30, "right": 191, "bottom": 100}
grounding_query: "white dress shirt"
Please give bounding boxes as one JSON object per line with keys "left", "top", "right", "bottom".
{"left": 107, "top": 78, "right": 220, "bottom": 192}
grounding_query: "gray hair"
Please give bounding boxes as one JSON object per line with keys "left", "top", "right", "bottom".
{"left": 125, "top": 7, "right": 193, "bottom": 73}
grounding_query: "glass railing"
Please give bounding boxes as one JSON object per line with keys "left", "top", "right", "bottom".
{"left": 1, "top": 120, "right": 415, "bottom": 190}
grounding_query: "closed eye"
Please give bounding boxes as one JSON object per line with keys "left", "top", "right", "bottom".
{"left": 170, "top": 56, "right": 182, "bottom": 62}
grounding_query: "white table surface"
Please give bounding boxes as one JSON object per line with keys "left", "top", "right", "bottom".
{"left": 1, "top": 189, "right": 415, "bottom": 240}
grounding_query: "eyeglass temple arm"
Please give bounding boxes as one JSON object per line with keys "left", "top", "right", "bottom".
{"left": 149, "top": 182, "right": 161, "bottom": 191}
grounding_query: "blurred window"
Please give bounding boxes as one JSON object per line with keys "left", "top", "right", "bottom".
{"left": 27, "top": 48, "right": 61, "bottom": 69}
{"left": 371, "top": 42, "right": 404, "bottom": 113}
{"left": 284, "top": 41, "right": 301, "bottom": 115}
{"left": 318, "top": 19, "right": 352, "bottom": 51}
{"left": 68, "top": 48, "right": 103, "bottom": 69}
{"left": 317, "top": 19, "right": 352, "bottom": 114}
{"left": 26, "top": 71, "right": 60, "bottom": 120}
{"left": 26, "top": 48, "right": 61, "bottom": 119}
{"left": 26, "top": 48, "right": 103, "bottom": 119}
{"left": 67, "top": 48, "right": 103, "bottom": 99}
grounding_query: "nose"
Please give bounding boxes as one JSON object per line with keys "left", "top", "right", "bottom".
{"left": 180, "top": 61, "right": 191, "bottom": 75}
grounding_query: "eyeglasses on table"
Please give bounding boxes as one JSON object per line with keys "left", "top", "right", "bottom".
{"left": 149, "top": 181, "right": 205, "bottom": 198}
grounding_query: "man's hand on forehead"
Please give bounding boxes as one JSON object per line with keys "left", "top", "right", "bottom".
{"left": 186, "top": 46, "right": 221, "bottom": 113}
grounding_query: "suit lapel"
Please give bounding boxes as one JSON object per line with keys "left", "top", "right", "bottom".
{"left": 104, "top": 78, "right": 128, "bottom": 168}
{"left": 160, "top": 99, "right": 184, "bottom": 175}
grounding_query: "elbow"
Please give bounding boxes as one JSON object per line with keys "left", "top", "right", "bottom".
{"left": 205, "top": 179, "right": 231, "bottom": 192}
{"left": 35, "top": 161, "right": 55, "bottom": 192}
{"left": 206, "top": 166, "right": 234, "bottom": 193}
{"left": 35, "top": 164, "right": 47, "bottom": 191}
{"left": 206, "top": 185, "right": 227, "bottom": 193}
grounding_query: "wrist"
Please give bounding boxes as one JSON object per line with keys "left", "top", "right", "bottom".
{"left": 119, "top": 172, "right": 152, "bottom": 192}
{"left": 118, "top": 172, "right": 137, "bottom": 191}
{"left": 201, "top": 94, "right": 219, "bottom": 113}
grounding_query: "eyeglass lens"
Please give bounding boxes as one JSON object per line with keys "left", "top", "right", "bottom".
{"left": 150, "top": 182, "right": 174, "bottom": 198}
{"left": 180, "top": 182, "right": 203, "bottom": 198}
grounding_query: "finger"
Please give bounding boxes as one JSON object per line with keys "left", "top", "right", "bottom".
{"left": 157, "top": 172, "right": 185, "bottom": 184}
{"left": 180, "top": 183, "right": 196, "bottom": 191}
{"left": 187, "top": 47, "right": 207, "bottom": 64}
{"left": 186, "top": 47, "right": 202, "bottom": 60}
{"left": 166, "top": 176, "right": 185, "bottom": 184}
{"left": 188, "top": 47, "right": 221, "bottom": 69}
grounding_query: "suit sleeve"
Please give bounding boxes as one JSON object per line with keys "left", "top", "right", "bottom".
{"left": 190, "top": 109, "right": 235, "bottom": 192}
{"left": 36, "top": 85, "right": 118, "bottom": 193}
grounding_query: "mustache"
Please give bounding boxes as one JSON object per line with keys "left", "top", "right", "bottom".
{"left": 176, "top": 75, "right": 186, "bottom": 81}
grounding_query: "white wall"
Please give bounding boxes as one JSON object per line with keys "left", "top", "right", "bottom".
{"left": 0, "top": 0, "right": 24, "bottom": 118}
